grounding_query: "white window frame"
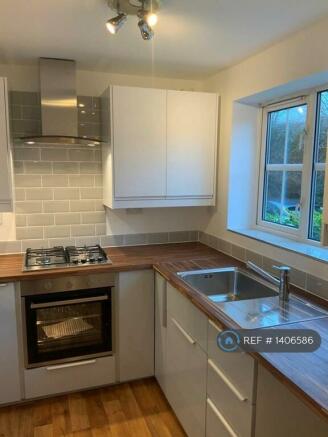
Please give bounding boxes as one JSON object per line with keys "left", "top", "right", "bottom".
{"left": 257, "top": 93, "right": 319, "bottom": 244}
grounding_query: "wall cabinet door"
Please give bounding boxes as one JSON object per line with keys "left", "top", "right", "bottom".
{"left": 112, "top": 86, "right": 166, "bottom": 199}
{"left": 0, "top": 283, "right": 21, "bottom": 404}
{"left": 165, "top": 286, "right": 207, "bottom": 437}
{"left": 117, "top": 270, "right": 154, "bottom": 381}
{"left": 166, "top": 90, "right": 218, "bottom": 198}
{"left": 0, "top": 78, "right": 13, "bottom": 212}
{"left": 154, "top": 272, "right": 167, "bottom": 394}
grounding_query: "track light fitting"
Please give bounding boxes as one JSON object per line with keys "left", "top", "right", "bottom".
{"left": 106, "top": 0, "right": 159, "bottom": 40}
{"left": 106, "top": 13, "right": 127, "bottom": 34}
{"left": 138, "top": 18, "right": 154, "bottom": 40}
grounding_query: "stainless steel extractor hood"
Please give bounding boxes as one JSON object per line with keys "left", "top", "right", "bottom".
{"left": 20, "top": 58, "right": 101, "bottom": 146}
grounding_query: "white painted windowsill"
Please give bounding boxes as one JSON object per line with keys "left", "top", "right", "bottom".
{"left": 229, "top": 227, "right": 328, "bottom": 264}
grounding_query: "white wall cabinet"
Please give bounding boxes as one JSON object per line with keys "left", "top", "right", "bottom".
{"left": 0, "top": 283, "right": 21, "bottom": 404}
{"left": 111, "top": 86, "right": 167, "bottom": 199}
{"left": 102, "top": 85, "right": 218, "bottom": 209}
{"left": 0, "top": 78, "right": 13, "bottom": 212}
{"left": 167, "top": 90, "right": 217, "bottom": 198}
{"left": 117, "top": 270, "right": 154, "bottom": 382}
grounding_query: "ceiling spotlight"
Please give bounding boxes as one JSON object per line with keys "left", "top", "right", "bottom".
{"left": 106, "top": 12, "right": 127, "bottom": 34}
{"left": 145, "top": 12, "right": 157, "bottom": 27}
{"left": 138, "top": 18, "right": 154, "bottom": 40}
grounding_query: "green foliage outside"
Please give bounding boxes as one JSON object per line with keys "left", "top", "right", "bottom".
{"left": 265, "top": 208, "right": 322, "bottom": 241}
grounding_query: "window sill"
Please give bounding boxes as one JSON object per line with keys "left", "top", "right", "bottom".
{"left": 228, "top": 227, "right": 328, "bottom": 264}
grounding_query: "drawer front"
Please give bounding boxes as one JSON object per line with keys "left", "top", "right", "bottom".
{"left": 24, "top": 356, "right": 116, "bottom": 399}
{"left": 206, "top": 398, "right": 238, "bottom": 437}
{"left": 208, "top": 320, "right": 255, "bottom": 401}
{"left": 166, "top": 315, "right": 207, "bottom": 437}
{"left": 167, "top": 283, "right": 207, "bottom": 350}
{"left": 207, "top": 359, "right": 254, "bottom": 437}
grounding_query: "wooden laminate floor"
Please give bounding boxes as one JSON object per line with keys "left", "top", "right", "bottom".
{"left": 0, "top": 378, "right": 186, "bottom": 437}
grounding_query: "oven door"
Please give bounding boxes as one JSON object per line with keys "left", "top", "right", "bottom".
{"left": 23, "top": 287, "right": 112, "bottom": 368}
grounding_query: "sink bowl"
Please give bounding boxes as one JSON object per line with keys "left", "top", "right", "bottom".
{"left": 177, "top": 267, "right": 278, "bottom": 303}
{"left": 177, "top": 267, "right": 328, "bottom": 328}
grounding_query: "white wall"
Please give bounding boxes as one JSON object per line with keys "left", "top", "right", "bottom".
{"left": 0, "top": 63, "right": 203, "bottom": 94}
{"left": 203, "top": 15, "right": 328, "bottom": 279}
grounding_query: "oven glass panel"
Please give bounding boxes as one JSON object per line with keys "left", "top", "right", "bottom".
{"left": 25, "top": 288, "right": 112, "bottom": 366}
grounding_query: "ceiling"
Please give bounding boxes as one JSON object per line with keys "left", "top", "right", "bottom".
{"left": 1, "top": 0, "right": 328, "bottom": 79}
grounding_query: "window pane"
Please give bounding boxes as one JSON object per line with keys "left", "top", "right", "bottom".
{"left": 286, "top": 106, "right": 307, "bottom": 164}
{"left": 267, "top": 111, "right": 286, "bottom": 164}
{"left": 267, "top": 104, "right": 307, "bottom": 165}
{"left": 309, "top": 171, "right": 324, "bottom": 241}
{"left": 309, "top": 90, "right": 328, "bottom": 241}
{"left": 316, "top": 91, "right": 328, "bottom": 163}
{"left": 263, "top": 171, "right": 301, "bottom": 229}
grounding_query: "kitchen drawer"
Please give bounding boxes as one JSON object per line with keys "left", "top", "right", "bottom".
{"left": 167, "top": 283, "right": 207, "bottom": 350}
{"left": 207, "top": 358, "right": 254, "bottom": 437}
{"left": 206, "top": 397, "right": 238, "bottom": 437}
{"left": 208, "top": 320, "right": 256, "bottom": 402}
{"left": 24, "top": 356, "right": 116, "bottom": 399}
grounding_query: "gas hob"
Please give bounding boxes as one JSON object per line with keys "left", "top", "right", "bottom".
{"left": 23, "top": 244, "right": 111, "bottom": 271}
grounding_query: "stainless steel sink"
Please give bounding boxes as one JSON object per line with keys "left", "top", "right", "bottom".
{"left": 177, "top": 267, "right": 278, "bottom": 303}
{"left": 177, "top": 267, "right": 328, "bottom": 328}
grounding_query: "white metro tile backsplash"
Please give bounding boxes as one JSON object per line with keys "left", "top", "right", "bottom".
{"left": 13, "top": 143, "right": 105, "bottom": 242}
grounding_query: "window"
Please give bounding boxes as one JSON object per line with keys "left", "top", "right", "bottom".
{"left": 258, "top": 90, "right": 328, "bottom": 244}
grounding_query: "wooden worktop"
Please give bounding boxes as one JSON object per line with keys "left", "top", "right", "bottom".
{"left": 0, "top": 242, "right": 219, "bottom": 282}
{"left": 0, "top": 242, "right": 327, "bottom": 421}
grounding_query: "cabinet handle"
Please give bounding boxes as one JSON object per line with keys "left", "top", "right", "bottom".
{"left": 207, "top": 398, "right": 238, "bottom": 437}
{"left": 171, "top": 318, "right": 196, "bottom": 345}
{"left": 209, "top": 319, "right": 222, "bottom": 332}
{"left": 46, "top": 359, "right": 96, "bottom": 371}
{"left": 0, "top": 283, "right": 8, "bottom": 287}
{"left": 31, "top": 295, "right": 108, "bottom": 309}
{"left": 163, "top": 283, "right": 167, "bottom": 328}
{"left": 208, "top": 359, "right": 247, "bottom": 402}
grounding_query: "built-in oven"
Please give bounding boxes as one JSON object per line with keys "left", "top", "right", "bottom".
{"left": 21, "top": 273, "right": 115, "bottom": 368}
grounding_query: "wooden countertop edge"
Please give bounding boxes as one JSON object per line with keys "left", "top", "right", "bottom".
{"left": 153, "top": 264, "right": 328, "bottom": 423}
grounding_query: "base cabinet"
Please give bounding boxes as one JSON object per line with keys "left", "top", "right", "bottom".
{"left": 166, "top": 315, "right": 207, "bottom": 437}
{"left": 164, "top": 282, "right": 208, "bottom": 437}
{"left": 117, "top": 270, "right": 154, "bottom": 382}
{"left": 0, "top": 283, "right": 21, "bottom": 404}
{"left": 155, "top": 272, "right": 167, "bottom": 393}
{"left": 255, "top": 365, "right": 328, "bottom": 437}
{"left": 24, "top": 356, "right": 116, "bottom": 399}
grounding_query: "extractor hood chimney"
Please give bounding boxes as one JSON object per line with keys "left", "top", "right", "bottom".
{"left": 21, "top": 58, "right": 101, "bottom": 146}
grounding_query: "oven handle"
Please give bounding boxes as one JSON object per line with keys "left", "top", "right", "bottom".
{"left": 30, "top": 295, "right": 109, "bottom": 309}
{"left": 46, "top": 359, "right": 97, "bottom": 371}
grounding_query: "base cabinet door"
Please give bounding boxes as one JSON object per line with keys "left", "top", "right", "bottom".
{"left": 165, "top": 312, "right": 207, "bottom": 437}
{"left": 154, "top": 272, "right": 167, "bottom": 394}
{"left": 255, "top": 364, "right": 328, "bottom": 437}
{"left": 117, "top": 270, "right": 154, "bottom": 382}
{"left": 0, "top": 283, "right": 21, "bottom": 404}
